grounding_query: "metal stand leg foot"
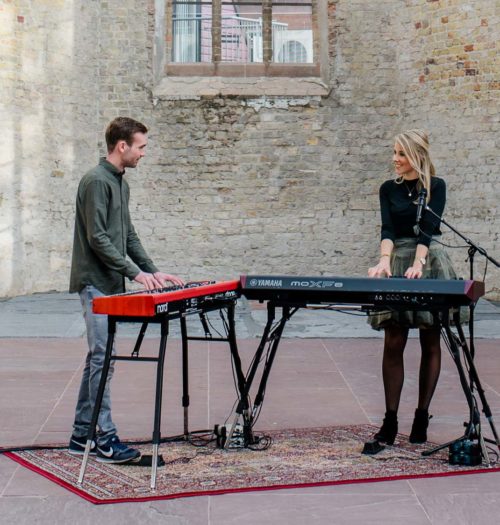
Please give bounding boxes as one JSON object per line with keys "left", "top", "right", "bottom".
{"left": 77, "top": 440, "right": 94, "bottom": 484}
{"left": 150, "top": 443, "right": 159, "bottom": 490}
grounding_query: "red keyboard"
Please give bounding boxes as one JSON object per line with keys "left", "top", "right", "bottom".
{"left": 93, "top": 280, "right": 241, "bottom": 317}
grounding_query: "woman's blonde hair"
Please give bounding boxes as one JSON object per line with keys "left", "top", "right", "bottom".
{"left": 394, "top": 129, "right": 436, "bottom": 201}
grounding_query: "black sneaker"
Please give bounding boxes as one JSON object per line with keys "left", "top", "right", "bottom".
{"left": 96, "top": 435, "right": 141, "bottom": 464}
{"left": 68, "top": 434, "right": 96, "bottom": 456}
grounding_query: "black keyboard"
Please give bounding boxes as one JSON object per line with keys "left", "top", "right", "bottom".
{"left": 240, "top": 275, "right": 485, "bottom": 308}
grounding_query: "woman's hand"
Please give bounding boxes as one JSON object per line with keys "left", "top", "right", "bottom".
{"left": 368, "top": 257, "right": 392, "bottom": 278}
{"left": 404, "top": 261, "right": 423, "bottom": 279}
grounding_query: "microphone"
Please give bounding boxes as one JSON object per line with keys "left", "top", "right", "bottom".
{"left": 414, "top": 188, "right": 427, "bottom": 234}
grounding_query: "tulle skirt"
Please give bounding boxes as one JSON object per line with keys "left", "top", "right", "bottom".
{"left": 368, "top": 237, "right": 469, "bottom": 330}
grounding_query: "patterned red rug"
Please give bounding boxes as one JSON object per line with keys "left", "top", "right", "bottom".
{"left": 5, "top": 424, "right": 500, "bottom": 504}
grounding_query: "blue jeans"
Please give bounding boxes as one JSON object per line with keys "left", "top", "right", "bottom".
{"left": 73, "top": 285, "right": 117, "bottom": 444}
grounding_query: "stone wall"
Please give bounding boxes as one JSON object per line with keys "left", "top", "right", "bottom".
{"left": 1, "top": 0, "right": 498, "bottom": 299}
{"left": 0, "top": 0, "right": 100, "bottom": 294}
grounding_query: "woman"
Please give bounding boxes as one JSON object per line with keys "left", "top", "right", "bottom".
{"left": 368, "top": 129, "right": 462, "bottom": 445}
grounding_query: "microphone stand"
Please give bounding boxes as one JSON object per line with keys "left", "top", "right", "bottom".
{"left": 416, "top": 205, "right": 500, "bottom": 460}
{"left": 421, "top": 204, "right": 500, "bottom": 356}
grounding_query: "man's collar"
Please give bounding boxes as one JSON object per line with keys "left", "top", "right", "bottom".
{"left": 99, "top": 157, "right": 125, "bottom": 176}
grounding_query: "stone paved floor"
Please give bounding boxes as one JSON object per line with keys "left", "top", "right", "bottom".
{"left": 1, "top": 294, "right": 500, "bottom": 524}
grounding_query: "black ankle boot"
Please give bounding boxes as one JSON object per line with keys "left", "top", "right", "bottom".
{"left": 409, "top": 408, "right": 431, "bottom": 444}
{"left": 374, "top": 410, "right": 398, "bottom": 445}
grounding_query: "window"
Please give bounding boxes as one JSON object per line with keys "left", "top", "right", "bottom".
{"left": 165, "top": 0, "right": 321, "bottom": 77}
{"left": 155, "top": 0, "right": 329, "bottom": 97}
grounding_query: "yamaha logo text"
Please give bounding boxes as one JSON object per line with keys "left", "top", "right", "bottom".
{"left": 249, "top": 279, "right": 283, "bottom": 288}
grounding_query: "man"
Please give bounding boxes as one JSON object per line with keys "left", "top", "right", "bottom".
{"left": 69, "top": 117, "right": 183, "bottom": 463}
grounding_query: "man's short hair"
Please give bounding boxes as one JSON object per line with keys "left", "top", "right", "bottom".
{"left": 105, "top": 117, "right": 148, "bottom": 152}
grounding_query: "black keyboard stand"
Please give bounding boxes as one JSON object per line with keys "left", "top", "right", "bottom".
{"left": 225, "top": 302, "right": 302, "bottom": 446}
{"left": 422, "top": 309, "right": 500, "bottom": 462}
{"left": 228, "top": 300, "right": 500, "bottom": 467}
{"left": 77, "top": 298, "right": 244, "bottom": 491}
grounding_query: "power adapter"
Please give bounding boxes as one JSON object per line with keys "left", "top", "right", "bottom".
{"left": 448, "top": 439, "right": 482, "bottom": 466}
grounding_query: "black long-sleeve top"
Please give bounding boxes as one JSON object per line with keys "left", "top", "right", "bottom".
{"left": 379, "top": 177, "right": 445, "bottom": 247}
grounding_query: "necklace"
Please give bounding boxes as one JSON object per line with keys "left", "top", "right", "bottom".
{"left": 403, "top": 181, "right": 415, "bottom": 197}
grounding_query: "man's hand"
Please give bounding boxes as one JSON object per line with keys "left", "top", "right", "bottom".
{"left": 153, "top": 272, "right": 185, "bottom": 287}
{"left": 134, "top": 272, "right": 184, "bottom": 290}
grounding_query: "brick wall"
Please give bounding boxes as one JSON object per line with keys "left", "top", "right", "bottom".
{"left": 1, "top": 0, "right": 498, "bottom": 298}
{"left": 397, "top": 0, "right": 500, "bottom": 296}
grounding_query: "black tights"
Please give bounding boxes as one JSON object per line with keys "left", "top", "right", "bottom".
{"left": 382, "top": 326, "right": 441, "bottom": 413}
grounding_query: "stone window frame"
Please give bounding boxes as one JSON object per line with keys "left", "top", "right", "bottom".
{"left": 153, "top": 0, "right": 330, "bottom": 98}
